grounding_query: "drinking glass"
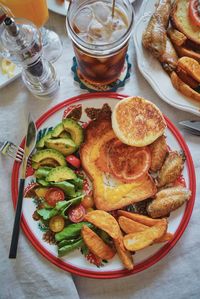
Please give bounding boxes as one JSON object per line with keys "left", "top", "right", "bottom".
{"left": 0, "top": 0, "right": 62, "bottom": 62}
{"left": 66, "top": 0, "right": 134, "bottom": 86}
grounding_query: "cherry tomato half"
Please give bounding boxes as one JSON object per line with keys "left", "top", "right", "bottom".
{"left": 81, "top": 195, "right": 94, "bottom": 209}
{"left": 45, "top": 187, "right": 65, "bottom": 207}
{"left": 189, "top": 0, "right": 200, "bottom": 27}
{"left": 68, "top": 204, "right": 86, "bottom": 223}
{"left": 66, "top": 155, "right": 81, "bottom": 168}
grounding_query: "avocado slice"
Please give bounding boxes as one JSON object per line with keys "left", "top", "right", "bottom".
{"left": 36, "top": 179, "right": 51, "bottom": 187}
{"left": 59, "top": 131, "right": 71, "bottom": 139}
{"left": 44, "top": 138, "right": 76, "bottom": 156}
{"left": 51, "top": 123, "right": 64, "bottom": 138}
{"left": 62, "top": 118, "right": 84, "bottom": 148}
{"left": 46, "top": 166, "right": 77, "bottom": 182}
{"left": 32, "top": 158, "right": 60, "bottom": 170}
{"left": 36, "top": 131, "right": 52, "bottom": 149}
{"left": 32, "top": 149, "right": 66, "bottom": 170}
{"left": 35, "top": 167, "right": 52, "bottom": 179}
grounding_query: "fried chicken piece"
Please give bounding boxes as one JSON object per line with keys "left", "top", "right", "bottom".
{"left": 157, "top": 151, "right": 185, "bottom": 187}
{"left": 142, "top": 0, "right": 178, "bottom": 73}
{"left": 147, "top": 186, "right": 191, "bottom": 218}
{"left": 149, "top": 135, "right": 168, "bottom": 172}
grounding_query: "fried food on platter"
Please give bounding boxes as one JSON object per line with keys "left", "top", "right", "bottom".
{"left": 118, "top": 216, "right": 148, "bottom": 234}
{"left": 112, "top": 97, "right": 166, "bottom": 147}
{"left": 157, "top": 151, "right": 185, "bottom": 187}
{"left": 118, "top": 215, "right": 173, "bottom": 243}
{"left": 171, "top": 71, "right": 200, "bottom": 102}
{"left": 147, "top": 186, "right": 191, "bottom": 218}
{"left": 173, "top": 45, "right": 200, "bottom": 63}
{"left": 80, "top": 108, "right": 157, "bottom": 211}
{"left": 114, "top": 230, "right": 134, "bottom": 270}
{"left": 149, "top": 135, "right": 168, "bottom": 172}
{"left": 142, "top": 0, "right": 171, "bottom": 54}
{"left": 142, "top": 0, "right": 178, "bottom": 73}
{"left": 81, "top": 225, "right": 116, "bottom": 260}
{"left": 167, "top": 27, "right": 187, "bottom": 47}
{"left": 117, "top": 210, "right": 162, "bottom": 226}
{"left": 171, "top": 0, "right": 200, "bottom": 47}
{"left": 84, "top": 210, "right": 121, "bottom": 239}
{"left": 123, "top": 219, "right": 167, "bottom": 251}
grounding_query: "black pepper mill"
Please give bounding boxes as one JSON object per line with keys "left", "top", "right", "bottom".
{"left": 0, "top": 13, "right": 60, "bottom": 97}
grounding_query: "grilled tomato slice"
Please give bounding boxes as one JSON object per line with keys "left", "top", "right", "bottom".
{"left": 107, "top": 139, "right": 151, "bottom": 183}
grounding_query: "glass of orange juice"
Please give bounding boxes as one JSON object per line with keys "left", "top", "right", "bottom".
{"left": 0, "top": 0, "right": 62, "bottom": 62}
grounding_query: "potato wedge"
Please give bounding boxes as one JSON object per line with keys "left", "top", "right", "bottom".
{"left": 155, "top": 232, "right": 174, "bottom": 243}
{"left": 118, "top": 210, "right": 161, "bottom": 226}
{"left": 118, "top": 216, "right": 148, "bottom": 234}
{"left": 84, "top": 210, "right": 120, "bottom": 239}
{"left": 123, "top": 219, "right": 167, "bottom": 251}
{"left": 82, "top": 225, "right": 116, "bottom": 260}
{"left": 118, "top": 215, "right": 172, "bottom": 243}
{"left": 114, "top": 230, "right": 134, "bottom": 270}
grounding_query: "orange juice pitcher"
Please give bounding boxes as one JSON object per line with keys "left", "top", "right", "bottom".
{"left": 0, "top": 0, "right": 49, "bottom": 27}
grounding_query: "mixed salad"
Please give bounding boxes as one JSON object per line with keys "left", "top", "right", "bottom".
{"left": 24, "top": 105, "right": 111, "bottom": 266}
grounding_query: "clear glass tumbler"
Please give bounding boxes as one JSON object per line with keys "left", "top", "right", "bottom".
{"left": 66, "top": 0, "right": 134, "bottom": 86}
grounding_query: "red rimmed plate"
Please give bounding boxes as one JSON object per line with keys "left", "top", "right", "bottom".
{"left": 11, "top": 92, "right": 196, "bottom": 279}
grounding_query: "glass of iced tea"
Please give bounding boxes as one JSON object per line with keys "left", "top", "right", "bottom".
{"left": 66, "top": 0, "right": 134, "bottom": 86}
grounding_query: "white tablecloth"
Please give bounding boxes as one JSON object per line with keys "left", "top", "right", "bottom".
{"left": 0, "top": 2, "right": 200, "bottom": 298}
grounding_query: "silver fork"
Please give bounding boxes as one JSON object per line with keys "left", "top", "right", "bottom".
{"left": 0, "top": 141, "right": 24, "bottom": 162}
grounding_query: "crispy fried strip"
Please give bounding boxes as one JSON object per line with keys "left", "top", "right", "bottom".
{"left": 118, "top": 215, "right": 173, "bottom": 243}
{"left": 82, "top": 225, "right": 116, "bottom": 260}
{"left": 155, "top": 232, "right": 174, "bottom": 243}
{"left": 84, "top": 210, "right": 120, "bottom": 239}
{"left": 118, "top": 216, "right": 148, "bottom": 234}
{"left": 123, "top": 219, "right": 167, "bottom": 251}
{"left": 114, "top": 230, "right": 134, "bottom": 270}
{"left": 117, "top": 210, "right": 162, "bottom": 226}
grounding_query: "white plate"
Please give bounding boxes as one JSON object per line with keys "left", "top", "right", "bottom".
{"left": 133, "top": 0, "right": 200, "bottom": 117}
{"left": 47, "top": 0, "right": 68, "bottom": 16}
{"left": 0, "top": 58, "right": 21, "bottom": 89}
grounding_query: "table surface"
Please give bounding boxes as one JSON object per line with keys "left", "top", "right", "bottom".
{"left": 0, "top": 2, "right": 200, "bottom": 299}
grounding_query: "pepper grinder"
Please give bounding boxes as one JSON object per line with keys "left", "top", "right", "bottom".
{"left": 0, "top": 14, "right": 60, "bottom": 97}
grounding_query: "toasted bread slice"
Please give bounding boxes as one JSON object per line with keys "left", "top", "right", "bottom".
{"left": 171, "top": 0, "right": 200, "bottom": 46}
{"left": 112, "top": 97, "right": 166, "bottom": 147}
{"left": 171, "top": 71, "right": 200, "bottom": 102}
{"left": 80, "top": 108, "right": 157, "bottom": 211}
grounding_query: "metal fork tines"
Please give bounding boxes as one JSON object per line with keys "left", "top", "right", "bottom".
{"left": 0, "top": 141, "right": 24, "bottom": 162}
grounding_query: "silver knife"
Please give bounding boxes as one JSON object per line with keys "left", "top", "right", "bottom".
{"left": 179, "top": 120, "right": 200, "bottom": 136}
{"left": 9, "top": 113, "right": 37, "bottom": 258}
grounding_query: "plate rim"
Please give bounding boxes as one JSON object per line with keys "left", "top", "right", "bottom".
{"left": 133, "top": 2, "right": 200, "bottom": 117}
{"left": 47, "top": 0, "right": 67, "bottom": 16}
{"left": 11, "top": 92, "right": 196, "bottom": 279}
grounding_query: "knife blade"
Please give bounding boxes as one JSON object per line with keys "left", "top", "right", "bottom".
{"left": 179, "top": 120, "right": 200, "bottom": 135}
{"left": 9, "top": 113, "right": 37, "bottom": 258}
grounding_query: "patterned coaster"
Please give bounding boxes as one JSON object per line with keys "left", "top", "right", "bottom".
{"left": 71, "top": 54, "right": 131, "bottom": 92}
